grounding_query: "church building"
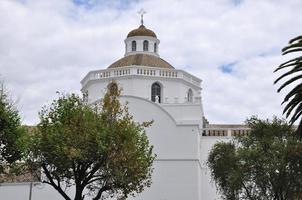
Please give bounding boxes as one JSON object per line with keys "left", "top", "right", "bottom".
{"left": 81, "top": 20, "right": 207, "bottom": 200}
{"left": 80, "top": 17, "right": 248, "bottom": 200}
{"left": 0, "top": 17, "right": 250, "bottom": 200}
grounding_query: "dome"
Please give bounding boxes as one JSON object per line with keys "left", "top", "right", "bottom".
{"left": 127, "top": 25, "right": 157, "bottom": 38}
{"left": 108, "top": 54, "right": 174, "bottom": 69}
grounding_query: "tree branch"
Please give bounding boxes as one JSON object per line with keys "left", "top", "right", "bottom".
{"left": 92, "top": 185, "right": 110, "bottom": 200}
{"left": 241, "top": 181, "right": 255, "bottom": 200}
{"left": 42, "top": 164, "right": 71, "bottom": 200}
{"left": 81, "top": 163, "right": 102, "bottom": 187}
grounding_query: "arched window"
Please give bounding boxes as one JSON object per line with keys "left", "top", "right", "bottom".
{"left": 151, "top": 83, "right": 161, "bottom": 103}
{"left": 132, "top": 41, "right": 136, "bottom": 51}
{"left": 154, "top": 43, "right": 157, "bottom": 53}
{"left": 83, "top": 90, "right": 88, "bottom": 102}
{"left": 143, "top": 40, "right": 149, "bottom": 51}
{"left": 108, "top": 82, "right": 118, "bottom": 95}
{"left": 187, "top": 89, "right": 193, "bottom": 103}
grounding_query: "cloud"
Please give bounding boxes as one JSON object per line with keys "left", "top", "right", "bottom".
{"left": 0, "top": 0, "right": 302, "bottom": 125}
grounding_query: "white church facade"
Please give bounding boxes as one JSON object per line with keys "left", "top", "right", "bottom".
{"left": 81, "top": 22, "right": 209, "bottom": 200}
{"left": 80, "top": 21, "right": 250, "bottom": 200}
{"left": 0, "top": 20, "right": 250, "bottom": 200}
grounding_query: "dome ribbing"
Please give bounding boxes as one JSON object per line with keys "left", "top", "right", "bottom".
{"left": 127, "top": 25, "right": 157, "bottom": 38}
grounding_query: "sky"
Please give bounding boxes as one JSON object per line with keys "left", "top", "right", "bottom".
{"left": 0, "top": 0, "right": 302, "bottom": 125}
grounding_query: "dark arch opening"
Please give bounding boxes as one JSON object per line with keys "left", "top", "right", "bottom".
{"left": 187, "top": 89, "right": 193, "bottom": 102}
{"left": 108, "top": 82, "right": 118, "bottom": 95}
{"left": 151, "top": 82, "right": 161, "bottom": 103}
{"left": 132, "top": 41, "right": 136, "bottom": 51}
{"left": 143, "top": 40, "right": 149, "bottom": 51}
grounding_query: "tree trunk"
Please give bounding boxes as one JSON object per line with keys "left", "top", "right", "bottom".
{"left": 74, "top": 184, "right": 84, "bottom": 200}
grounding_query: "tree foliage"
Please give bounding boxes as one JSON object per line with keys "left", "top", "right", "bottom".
{"left": 207, "top": 117, "right": 302, "bottom": 200}
{"left": 274, "top": 35, "right": 302, "bottom": 138}
{"left": 0, "top": 82, "right": 25, "bottom": 177}
{"left": 28, "top": 83, "right": 155, "bottom": 200}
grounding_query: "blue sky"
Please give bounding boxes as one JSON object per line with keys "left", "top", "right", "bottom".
{"left": 219, "top": 62, "right": 236, "bottom": 74}
{"left": 72, "top": 0, "right": 139, "bottom": 10}
{"left": 1, "top": 0, "right": 302, "bottom": 125}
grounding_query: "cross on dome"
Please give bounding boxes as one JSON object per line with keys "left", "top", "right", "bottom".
{"left": 127, "top": 9, "right": 156, "bottom": 38}
{"left": 138, "top": 8, "right": 146, "bottom": 25}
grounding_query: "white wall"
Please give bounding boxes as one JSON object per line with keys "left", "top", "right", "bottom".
{"left": 0, "top": 183, "right": 65, "bottom": 200}
{"left": 199, "top": 137, "right": 232, "bottom": 200}
{"left": 162, "top": 104, "right": 203, "bottom": 126}
{"left": 120, "top": 96, "right": 202, "bottom": 200}
{"left": 120, "top": 96, "right": 200, "bottom": 159}
{"left": 124, "top": 36, "right": 160, "bottom": 57}
{"left": 85, "top": 76, "right": 200, "bottom": 105}
{"left": 131, "top": 161, "right": 201, "bottom": 200}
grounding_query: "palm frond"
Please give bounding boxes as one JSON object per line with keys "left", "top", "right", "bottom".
{"left": 282, "top": 40, "right": 302, "bottom": 50}
{"left": 274, "top": 66, "right": 302, "bottom": 84}
{"left": 283, "top": 48, "right": 302, "bottom": 55}
{"left": 289, "top": 35, "right": 302, "bottom": 44}
{"left": 274, "top": 35, "right": 302, "bottom": 138}
{"left": 289, "top": 103, "right": 302, "bottom": 125}
{"left": 277, "top": 74, "right": 302, "bottom": 92}
{"left": 283, "top": 95, "right": 301, "bottom": 117}
{"left": 274, "top": 56, "right": 302, "bottom": 72}
{"left": 282, "top": 84, "right": 302, "bottom": 103}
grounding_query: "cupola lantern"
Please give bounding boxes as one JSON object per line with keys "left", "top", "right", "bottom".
{"left": 124, "top": 9, "right": 160, "bottom": 57}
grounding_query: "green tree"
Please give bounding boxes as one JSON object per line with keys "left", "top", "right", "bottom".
{"left": 274, "top": 35, "right": 302, "bottom": 138}
{"left": 207, "top": 117, "right": 302, "bottom": 200}
{"left": 28, "top": 83, "right": 155, "bottom": 200}
{"left": 0, "top": 82, "right": 25, "bottom": 178}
